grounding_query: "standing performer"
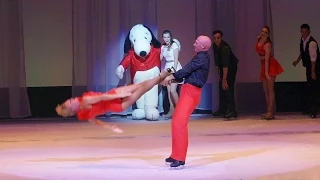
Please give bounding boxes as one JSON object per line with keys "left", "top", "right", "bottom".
{"left": 292, "top": 24, "right": 320, "bottom": 118}
{"left": 161, "top": 35, "right": 211, "bottom": 169}
{"left": 256, "top": 26, "right": 284, "bottom": 120}
{"left": 160, "top": 30, "right": 182, "bottom": 118}
{"left": 56, "top": 68, "right": 174, "bottom": 133}
{"left": 211, "top": 30, "right": 239, "bottom": 119}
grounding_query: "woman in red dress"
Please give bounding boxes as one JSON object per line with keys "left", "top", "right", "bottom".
{"left": 256, "top": 26, "right": 284, "bottom": 120}
{"left": 55, "top": 68, "right": 174, "bottom": 133}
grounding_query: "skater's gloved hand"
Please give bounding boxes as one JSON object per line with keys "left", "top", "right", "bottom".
{"left": 116, "top": 65, "right": 125, "bottom": 79}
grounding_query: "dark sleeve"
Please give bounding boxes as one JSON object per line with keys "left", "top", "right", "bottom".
{"left": 221, "top": 45, "right": 231, "bottom": 67}
{"left": 173, "top": 55, "right": 205, "bottom": 79}
{"left": 213, "top": 47, "right": 219, "bottom": 66}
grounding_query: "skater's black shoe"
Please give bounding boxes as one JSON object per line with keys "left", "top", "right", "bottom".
{"left": 212, "top": 110, "right": 226, "bottom": 117}
{"left": 165, "top": 157, "right": 185, "bottom": 165}
{"left": 170, "top": 160, "right": 185, "bottom": 169}
{"left": 165, "top": 157, "right": 175, "bottom": 165}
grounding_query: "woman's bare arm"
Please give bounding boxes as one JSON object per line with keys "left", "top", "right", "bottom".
{"left": 88, "top": 118, "right": 123, "bottom": 133}
{"left": 173, "top": 48, "right": 179, "bottom": 69}
{"left": 264, "top": 43, "right": 272, "bottom": 76}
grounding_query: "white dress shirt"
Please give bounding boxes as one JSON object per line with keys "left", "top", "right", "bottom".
{"left": 302, "top": 35, "right": 318, "bottom": 62}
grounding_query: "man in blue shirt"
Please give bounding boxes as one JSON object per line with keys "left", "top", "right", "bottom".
{"left": 161, "top": 35, "right": 211, "bottom": 169}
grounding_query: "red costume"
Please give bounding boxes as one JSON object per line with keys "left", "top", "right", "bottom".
{"left": 76, "top": 89, "right": 123, "bottom": 121}
{"left": 166, "top": 51, "right": 210, "bottom": 167}
{"left": 171, "top": 84, "right": 201, "bottom": 160}
{"left": 256, "top": 41, "right": 284, "bottom": 80}
{"left": 119, "top": 46, "right": 161, "bottom": 83}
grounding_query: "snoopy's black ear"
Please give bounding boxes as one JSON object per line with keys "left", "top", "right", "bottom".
{"left": 151, "top": 34, "right": 161, "bottom": 48}
{"left": 143, "top": 25, "right": 161, "bottom": 48}
{"left": 123, "top": 32, "right": 131, "bottom": 54}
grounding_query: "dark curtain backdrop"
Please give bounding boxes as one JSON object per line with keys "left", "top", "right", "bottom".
{"left": 0, "top": 0, "right": 273, "bottom": 118}
{"left": 212, "top": 0, "right": 273, "bottom": 113}
{"left": 0, "top": 0, "right": 31, "bottom": 118}
{"left": 72, "top": 0, "right": 273, "bottom": 115}
{"left": 72, "top": 0, "right": 160, "bottom": 115}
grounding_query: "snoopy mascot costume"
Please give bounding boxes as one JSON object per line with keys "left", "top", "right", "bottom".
{"left": 116, "top": 24, "right": 162, "bottom": 120}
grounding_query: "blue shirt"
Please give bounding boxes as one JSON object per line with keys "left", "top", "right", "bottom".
{"left": 173, "top": 51, "right": 210, "bottom": 88}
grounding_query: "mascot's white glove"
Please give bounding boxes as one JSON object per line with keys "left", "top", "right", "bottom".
{"left": 116, "top": 65, "right": 125, "bottom": 79}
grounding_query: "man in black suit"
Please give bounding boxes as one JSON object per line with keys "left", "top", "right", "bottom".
{"left": 292, "top": 24, "right": 320, "bottom": 118}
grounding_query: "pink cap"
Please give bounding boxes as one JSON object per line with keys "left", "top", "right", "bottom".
{"left": 64, "top": 98, "right": 80, "bottom": 112}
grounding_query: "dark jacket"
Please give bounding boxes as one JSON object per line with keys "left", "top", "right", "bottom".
{"left": 212, "top": 40, "right": 238, "bottom": 68}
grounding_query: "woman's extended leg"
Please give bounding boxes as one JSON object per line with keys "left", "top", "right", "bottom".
{"left": 113, "top": 83, "right": 142, "bottom": 95}
{"left": 165, "top": 84, "right": 174, "bottom": 118}
{"left": 165, "top": 83, "right": 179, "bottom": 118}
{"left": 261, "top": 79, "right": 269, "bottom": 119}
{"left": 167, "top": 85, "right": 174, "bottom": 108}
{"left": 114, "top": 67, "right": 175, "bottom": 95}
{"left": 121, "top": 69, "right": 173, "bottom": 110}
{"left": 265, "top": 76, "right": 276, "bottom": 120}
{"left": 170, "top": 82, "right": 179, "bottom": 105}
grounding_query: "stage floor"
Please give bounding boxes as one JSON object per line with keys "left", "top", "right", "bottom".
{"left": 1, "top": 113, "right": 320, "bottom": 180}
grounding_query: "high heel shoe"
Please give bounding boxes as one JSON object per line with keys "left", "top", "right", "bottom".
{"left": 165, "top": 107, "right": 174, "bottom": 119}
{"left": 265, "top": 106, "right": 275, "bottom": 120}
{"left": 265, "top": 113, "right": 275, "bottom": 120}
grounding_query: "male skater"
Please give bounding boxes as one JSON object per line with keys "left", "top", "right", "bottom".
{"left": 161, "top": 35, "right": 211, "bottom": 168}
{"left": 292, "top": 24, "right": 320, "bottom": 118}
{"left": 211, "top": 30, "right": 239, "bottom": 119}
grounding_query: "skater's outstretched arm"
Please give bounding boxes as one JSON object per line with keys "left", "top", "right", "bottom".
{"left": 88, "top": 118, "right": 123, "bottom": 133}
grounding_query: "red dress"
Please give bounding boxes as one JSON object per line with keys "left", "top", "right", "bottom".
{"left": 256, "top": 41, "right": 284, "bottom": 80}
{"left": 76, "top": 89, "right": 123, "bottom": 121}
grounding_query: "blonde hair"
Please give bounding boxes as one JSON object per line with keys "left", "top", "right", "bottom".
{"left": 56, "top": 104, "right": 74, "bottom": 117}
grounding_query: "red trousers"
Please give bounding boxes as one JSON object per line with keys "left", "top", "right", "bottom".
{"left": 170, "top": 84, "right": 202, "bottom": 161}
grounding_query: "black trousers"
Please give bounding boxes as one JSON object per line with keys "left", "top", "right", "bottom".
{"left": 306, "top": 70, "right": 320, "bottom": 114}
{"left": 218, "top": 66, "right": 237, "bottom": 113}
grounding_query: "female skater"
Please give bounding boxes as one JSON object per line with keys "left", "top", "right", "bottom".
{"left": 160, "top": 30, "right": 182, "bottom": 118}
{"left": 56, "top": 68, "right": 174, "bottom": 133}
{"left": 256, "top": 26, "right": 284, "bottom": 120}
